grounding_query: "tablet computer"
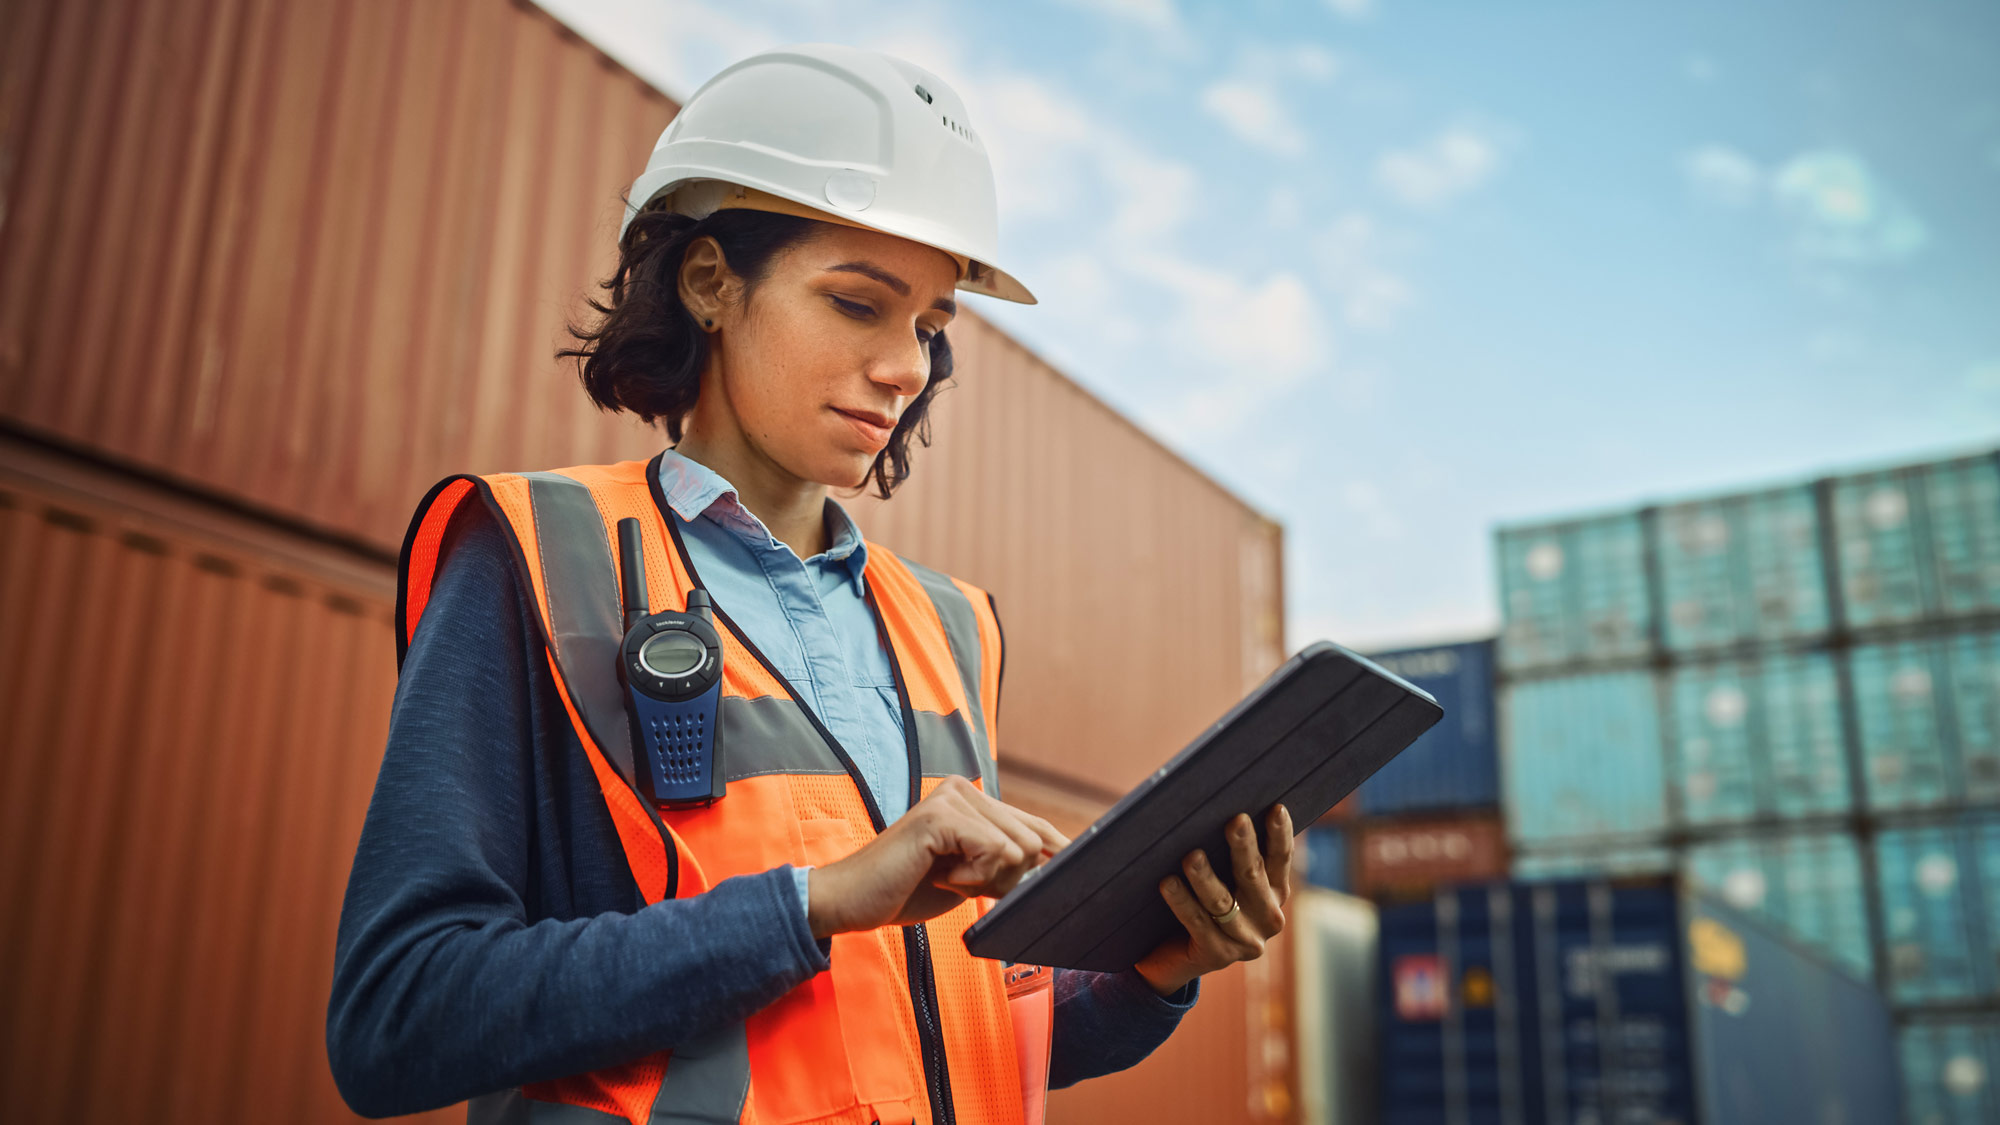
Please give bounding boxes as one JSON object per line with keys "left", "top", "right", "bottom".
{"left": 963, "top": 641, "right": 1442, "bottom": 972}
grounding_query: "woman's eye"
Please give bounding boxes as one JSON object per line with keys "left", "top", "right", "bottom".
{"left": 830, "top": 296, "right": 873, "bottom": 318}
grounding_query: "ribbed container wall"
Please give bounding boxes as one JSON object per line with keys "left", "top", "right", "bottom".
{"left": 1502, "top": 670, "right": 1667, "bottom": 845}
{"left": 1374, "top": 878, "right": 1900, "bottom": 1125}
{"left": 1656, "top": 485, "right": 1829, "bottom": 652}
{"left": 1510, "top": 845, "right": 1675, "bottom": 879}
{"left": 1901, "top": 1017, "right": 2000, "bottom": 1125}
{"left": 1304, "top": 825, "right": 1353, "bottom": 895}
{"left": 1352, "top": 640, "right": 1499, "bottom": 815}
{"left": 1351, "top": 815, "right": 1508, "bottom": 899}
{"left": 0, "top": 453, "right": 449, "bottom": 1124}
{"left": 0, "top": 0, "right": 670, "bottom": 540}
{"left": 1682, "top": 830, "right": 1873, "bottom": 976}
{"left": 1668, "top": 652, "right": 1849, "bottom": 825}
{"left": 1496, "top": 513, "right": 1652, "bottom": 672}
{"left": 1873, "top": 816, "right": 2000, "bottom": 1004}
{"left": 1834, "top": 456, "right": 2000, "bottom": 627}
{"left": 0, "top": 0, "right": 1286, "bottom": 806}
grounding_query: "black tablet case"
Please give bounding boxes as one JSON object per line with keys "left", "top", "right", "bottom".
{"left": 963, "top": 641, "right": 1442, "bottom": 971}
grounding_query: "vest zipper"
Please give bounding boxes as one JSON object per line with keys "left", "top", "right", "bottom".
{"left": 648, "top": 459, "right": 959, "bottom": 1124}
{"left": 904, "top": 922, "right": 958, "bottom": 1125}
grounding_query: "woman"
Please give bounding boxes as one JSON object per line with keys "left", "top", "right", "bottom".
{"left": 328, "top": 43, "right": 1293, "bottom": 1124}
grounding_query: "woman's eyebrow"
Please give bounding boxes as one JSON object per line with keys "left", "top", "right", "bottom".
{"left": 824, "top": 261, "right": 957, "bottom": 316}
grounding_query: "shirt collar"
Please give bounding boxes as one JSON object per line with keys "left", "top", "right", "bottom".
{"left": 655, "top": 448, "right": 869, "bottom": 593}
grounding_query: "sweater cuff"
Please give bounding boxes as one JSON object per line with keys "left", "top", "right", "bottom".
{"left": 789, "top": 865, "right": 833, "bottom": 960}
{"left": 1111, "top": 966, "right": 1200, "bottom": 1012}
{"left": 736, "top": 865, "right": 831, "bottom": 977}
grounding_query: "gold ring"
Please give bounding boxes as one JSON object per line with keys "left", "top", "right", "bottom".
{"left": 1209, "top": 900, "right": 1241, "bottom": 926}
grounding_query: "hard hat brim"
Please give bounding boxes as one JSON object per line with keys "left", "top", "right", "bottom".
{"left": 622, "top": 175, "right": 1037, "bottom": 306}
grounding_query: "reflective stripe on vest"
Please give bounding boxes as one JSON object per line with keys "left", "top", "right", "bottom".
{"left": 395, "top": 457, "right": 1046, "bottom": 1125}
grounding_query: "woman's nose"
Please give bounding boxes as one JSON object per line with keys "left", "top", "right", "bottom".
{"left": 869, "top": 338, "right": 931, "bottom": 397}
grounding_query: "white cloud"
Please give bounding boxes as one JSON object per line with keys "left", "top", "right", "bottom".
{"left": 1376, "top": 125, "right": 1502, "bottom": 209}
{"left": 1324, "top": 0, "right": 1374, "bottom": 21}
{"left": 1058, "top": 0, "right": 1194, "bottom": 54}
{"left": 1098, "top": 143, "right": 1199, "bottom": 239}
{"left": 1125, "top": 252, "right": 1331, "bottom": 439}
{"left": 1065, "top": 0, "right": 1181, "bottom": 34}
{"left": 1202, "top": 80, "right": 1310, "bottom": 156}
{"left": 1136, "top": 254, "right": 1326, "bottom": 381}
{"left": 1771, "top": 149, "right": 1928, "bottom": 262}
{"left": 1314, "top": 211, "right": 1417, "bottom": 330}
{"left": 1266, "top": 185, "right": 1303, "bottom": 228}
{"left": 1683, "top": 145, "right": 1762, "bottom": 206}
{"left": 1235, "top": 41, "right": 1343, "bottom": 83}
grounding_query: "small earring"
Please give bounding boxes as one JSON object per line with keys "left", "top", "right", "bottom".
{"left": 703, "top": 318, "right": 714, "bottom": 329}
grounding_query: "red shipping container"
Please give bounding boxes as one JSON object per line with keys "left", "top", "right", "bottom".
{"left": 1354, "top": 815, "right": 1508, "bottom": 897}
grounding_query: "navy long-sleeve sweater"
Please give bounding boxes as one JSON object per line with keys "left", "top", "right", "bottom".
{"left": 325, "top": 498, "right": 1196, "bottom": 1118}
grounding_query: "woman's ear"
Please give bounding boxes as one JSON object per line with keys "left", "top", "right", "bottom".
{"left": 678, "top": 235, "right": 736, "bottom": 331}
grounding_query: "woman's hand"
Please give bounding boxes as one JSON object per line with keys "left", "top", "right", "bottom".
{"left": 1133, "top": 803, "right": 1295, "bottom": 997}
{"left": 806, "top": 775, "right": 1071, "bottom": 938}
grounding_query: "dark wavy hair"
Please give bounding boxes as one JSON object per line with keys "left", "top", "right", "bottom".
{"left": 559, "top": 196, "right": 954, "bottom": 499}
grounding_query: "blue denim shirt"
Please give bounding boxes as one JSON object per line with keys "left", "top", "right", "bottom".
{"left": 655, "top": 449, "right": 913, "bottom": 916}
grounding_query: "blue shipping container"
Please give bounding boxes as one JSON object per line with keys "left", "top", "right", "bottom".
{"left": 1668, "top": 652, "right": 1851, "bottom": 826}
{"left": 1498, "top": 513, "right": 1653, "bottom": 672}
{"left": 1683, "top": 830, "right": 1873, "bottom": 976}
{"left": 1512, "top": 843, "right": 1676, "bottom": 881}
{"left": 1377, "top": 877, "right": 1899, "bottom": 1125}
{"left": 1875, "top": 815, "right": 2000, "bottom": 1003}
{"left": 1657, "top": 485, "right": 1830, "bottom": 653}
{"left": 1305, "top": 825, "right": 1353, "bottom": 895}
{"left": 1359, "top": 640, "right": 1500, "bottom": 814}
{"left": 1503, "top": 671, "right": 1668, "bottom": 845}
{"left": 1901, "top": 1017, "right": 2000, "bottom": 1125}
{"left": 1833, "top": 454, "right": 2000, "bottom": 628}
{"left": 1922, "top": 455, "right": 2000, "bottom": 619}
{"left": 1853, "top": 639, "right": 1954, "bottom": 810}
{"left": 1945, "top": 630, "right": 2000, "bottom": 803}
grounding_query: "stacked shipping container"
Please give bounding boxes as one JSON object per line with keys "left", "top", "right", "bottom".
{"left": 1496, "top": 447, "right": 2000, "bottom": 1122}
{"left": 1373, "top": 876, "right": 1901, "bottom": 1124}
{"left": 1303, "top": 639, "right": 1507, "bottom": 900}
{"left": 0, "top": 0, "right": 1294, "bottom": 1119}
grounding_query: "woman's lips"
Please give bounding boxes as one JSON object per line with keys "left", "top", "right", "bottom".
{"left": 832, "top": 406, "right": 895, "bottom": 449}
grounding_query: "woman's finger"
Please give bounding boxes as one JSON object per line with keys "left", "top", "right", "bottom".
{"left": 1180, "top": 849, "right": 1263, "bottom": 957}
{"left": 1158, "top": 873, "right": 1226, "bottom": 954}
{"left": 974, "top": 793, "right": 1053, "bottom": 872}
{"left": 972, "top": 788, "right": 1072, "bottom": 858}
{"left": 1265, "top": 803, "right": 1295, "bottom": 909}
{"left": 1225, "top": 813, "right": 1282, "bottom": 932}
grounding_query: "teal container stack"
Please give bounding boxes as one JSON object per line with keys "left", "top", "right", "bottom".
{"left": 1494, "top": 447, "right": 2000, "bottom": 1124}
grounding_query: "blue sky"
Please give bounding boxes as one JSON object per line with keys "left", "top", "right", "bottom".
{"left": 537, "top": 0, "right": 2000, "bottom": 651}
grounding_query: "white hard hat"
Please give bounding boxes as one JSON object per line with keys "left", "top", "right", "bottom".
{"left": 620, "top": 43, "right": 1035, "bottom": 305}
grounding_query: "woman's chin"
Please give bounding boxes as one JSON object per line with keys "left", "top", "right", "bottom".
{"left": 810, "top": 453, "right": 879, "bottom": 492}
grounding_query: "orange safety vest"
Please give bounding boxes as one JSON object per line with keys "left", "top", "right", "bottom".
{"left": 395, "top": 455, "right": 1054, "bottom": 1125}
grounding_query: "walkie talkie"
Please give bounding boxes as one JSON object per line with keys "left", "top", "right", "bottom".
{"left": 616, "top": 517, "right": 725, "bottom": 807}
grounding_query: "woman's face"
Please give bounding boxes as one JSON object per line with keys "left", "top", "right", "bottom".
{"left": 691, "top": 222, "right": 961, "bottom": 490}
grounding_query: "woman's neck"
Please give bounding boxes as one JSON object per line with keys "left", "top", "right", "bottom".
{"left": 673, "top": 422, "right": 830, "bottom": 561}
